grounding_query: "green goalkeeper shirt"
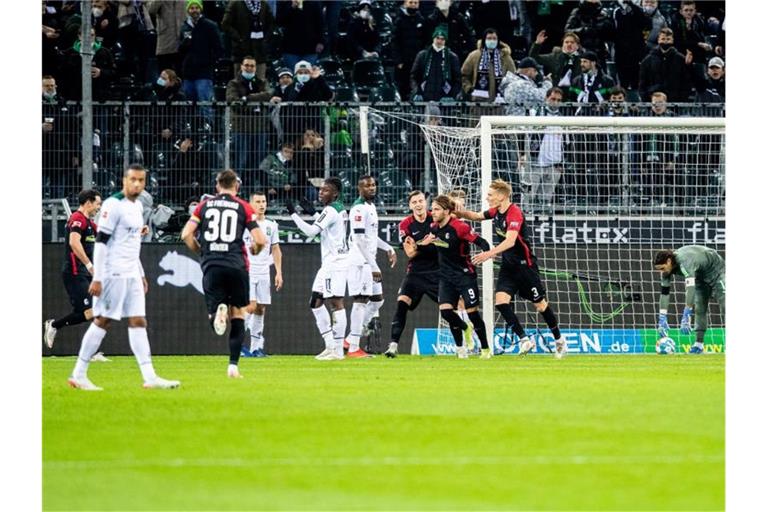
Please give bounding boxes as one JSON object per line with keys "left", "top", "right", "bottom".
{"left": 659, "top": 245, "right": 725, "bottom": 310}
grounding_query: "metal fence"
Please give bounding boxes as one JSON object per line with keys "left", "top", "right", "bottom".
{"left": 42, "top": 100, "right": 724, "bottom": 214}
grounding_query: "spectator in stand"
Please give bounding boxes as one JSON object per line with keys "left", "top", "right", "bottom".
{"left": 600, "top": 86, "right": 632, "bottom": 201}
{"left": 605, "top": 86, "right": 632, "bottom": 117}
{"left": 564, "top": 0, "right": 614, "bottom": 65}
{"left": 638, "top": 91, "right": 681, "bottom": 207}
{"left": 471, "top": 0, "right": 534, "bottom": 56}
{"left": 226, "top": 56, "right": 276, "bottom": 187}
{"left": 612, "top": 0, "right": 651, "bottom": 93}
{"left": 222, "top": 0, "right": 275, "bottom": 82}
{"left": 410, "top": 27, "right": 461, "bottom": 102}
{"left": 170, "top": 131, "right": 214, "bottom": 205}
{"left": 425, "top": 0, "right": 474, "bottom": 62}
{"left": 277, "top": 0, "right": 325, "bottom": 72}
{"left": 90, "top": 0, "right": 119, "bottom": 49}
{"left": 42, "top": 2, "right": 62, "bottom": 76}
{"left": 292, "top": 129, "right": 325, "bottom": 201}
{"left": 638, "top": 28, "right": 692, "bottom": 102}
{"left": 42, "top": 76, "right": 78, "bottom": 199}
{"left": 461, "top": 28, "right": 516, "bottom": 103}
{"left": 146, "top": 0, "right": 188, "bottom": 75}
{"left": 147, "top": 69, "right": 187, "bottom": 102}
{"left": 640, "top": 0, "right": 669, "bottom": 54}
{"left": 117, "top": 0, "right": 156, "bottom": 83}
{"left": 348, "top": 0, "right": 382, "bottom": 60}
{"left": 392, "top": 0, "right": 430, "bottom": 102}
{"left": 136, "top": 69, "right": 186, "bottom": 171}
{"left": 260, "top": 142, "right": 296, "bottom": 201}
{"left": 694, "top": 57, "right": 725, "bottom": 103}
{"left": 280, "top": 61, "right": 333, "bottom": 142}
{"left": 500, "top": 57, "right": 552, "bottom": 116}
{"left": 57, "top": 27, "right": 117, "bottom": 101}
{"left": 178, "top": 0, "right": 223, "bottom": 103}
{"left": 272, "top": 67, "right": 294, "bottom": 100}
{"left": 569, "top": 50, "right": 614, "bottom": 105}
{"left": 670, "top": 1, "right": 712, "bottom": 65}
{"left": 321, "top": 0, "right": 343, "bottom": 57}
{"left": 529, "top": 31, "right": 581, "bottom": 90}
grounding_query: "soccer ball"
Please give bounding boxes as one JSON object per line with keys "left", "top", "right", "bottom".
{"left": 655, "top": 337, "right": 676, "bottom": 355}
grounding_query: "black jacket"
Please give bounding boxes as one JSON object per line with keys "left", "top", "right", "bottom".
{"left": 57, "top": 45, "right": 117, "bottom": 101}
{"left": 179, "top": 16, "right": 224, "bottom": 80}
{"left": 276, "top": 0, "right": 324, "bottom": 55}
{"left": 569, "top": 70, "right": 615, "bottom": 103}
{"left": 410, "top": 46, "right": 461, "bottom": 101}
{"left": 564, "top": 3, "right": 615, "bottom": 64}
{"left": 612, "top": 2, "right": 651, "bottom": 61}
{"left": 638, "top": 46, "right": 692, "bottom": 102}
{"left": 425, "top": 7, "right": 473, "bottom": 61}
{"left": 348, "top": 18, "right": 381, "bottom": 59}
{"left": 392, "top": 9, "right": 429, "bottom": 66}
{"left": 694, "top": 75, "right": 725, "bottom": 103}
{"left": 281, "top": 76, "right": 333, "bottom": 102}
{"left": 670, "top": 12, "right": 710, "bottom": 64}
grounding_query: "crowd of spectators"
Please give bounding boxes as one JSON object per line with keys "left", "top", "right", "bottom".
{"left": 42, "top": 0, "right": 725, "bottom": 211}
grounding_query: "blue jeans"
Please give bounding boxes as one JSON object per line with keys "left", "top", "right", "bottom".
{"left": 231, "top": 132, "right": 268, "bottom": 186}
{"left": 182, "top": 78, "right": 214, "bottom": 102}
{"left": 282, "top": 54, "right": 318, "bottom": 73}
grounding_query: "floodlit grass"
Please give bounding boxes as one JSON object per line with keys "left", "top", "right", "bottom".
{"left": 43, "top": 355, "right": 724, "bottom": 511}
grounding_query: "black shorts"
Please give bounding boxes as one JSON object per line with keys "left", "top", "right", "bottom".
{"left": 497, "top": 263, "right": 546, "bottom": 303}
{"left": 438, "top": 274, "right": 480, "bottom": 309}
{"left": 202, "top": 265, "right": 249, "bottom": 315}
{"left": 397, "top": 271, "right": 440, "bottom": 310}
{"left": 62, "top": 273, "right": 92, "bottom": 313}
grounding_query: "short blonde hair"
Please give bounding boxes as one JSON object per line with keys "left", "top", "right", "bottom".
{"left": 489, "top": 179, "right": 512, "bottom": 196}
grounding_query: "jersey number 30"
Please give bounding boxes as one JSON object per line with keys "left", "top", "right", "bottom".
{"left": 203, "top": 209, "right": 238, "bottom": 242}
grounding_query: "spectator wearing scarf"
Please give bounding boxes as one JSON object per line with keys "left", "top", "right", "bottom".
{"left": 222, "top": 0, "right": 275, "bottom": 81}
{"left": 461, "top": 28, "right": 516, "bottom": 102}
{"left": 569, "top": 50, "right": 614, "bottom": 104}
{"left": 410, "top": 26, "right": 461, "bottom": 101}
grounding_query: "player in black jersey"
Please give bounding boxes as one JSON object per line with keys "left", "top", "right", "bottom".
{"left": 385, "top": 191, "right": 441, "bottom": 358}
{"left": 457, "top": 179, "right": 566, "bottom": 358}
{"left": 181, "top": 169, "right": 267, "bottom": 378}
{"left": 44, "top": 189, "right": 103, "bottom": 351}
{"left": 419, "top": 195, "right": 493, "bottom": 359}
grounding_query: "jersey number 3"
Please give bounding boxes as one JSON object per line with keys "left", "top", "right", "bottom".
{"left": 203, "top": 209, "right": 238, "bottom": 242}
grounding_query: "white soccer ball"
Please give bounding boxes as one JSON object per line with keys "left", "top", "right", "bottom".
{"left": 655, "top": 337, "right": 676, "bottom": 355}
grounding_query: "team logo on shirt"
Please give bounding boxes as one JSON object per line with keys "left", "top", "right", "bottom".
{"left": 355, "top": 215, "right": 362, "bottom": 222}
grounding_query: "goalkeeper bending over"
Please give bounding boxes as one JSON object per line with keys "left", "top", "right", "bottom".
{"left": 653, "top": 246, "right": 725, "bottom": 354}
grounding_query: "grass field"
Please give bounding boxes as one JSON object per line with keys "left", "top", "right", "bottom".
{"left": 43, "top": 355, "right": 724, "bottom": 511}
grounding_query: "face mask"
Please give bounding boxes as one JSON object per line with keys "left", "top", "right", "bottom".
{"left": 241, "top": 71, "right": 255, "bottom": 80}
{"left": 92, "top": 7, "right": 104, "bottom": 17}
{"left": 359, "top": 10, "right": 370, "bottom": 20}
{"left": 156, "top": 77, "right": 167, "bottom": 87}
{"left": 296, "top": 74, "right": 310, "bottom": 84}
{"left": 659, "top": 42, "right": 673, "bottom": 51}
{"left": 43, "top": 91, "right": 56, "bottom": 99}
{"left": 485, "top": 39, "right": 498, "bottom": 50}
{"left": 437, "top": 0, "right": 450, "bottom": 11}
{"left": 406, "top": 7, "right": 418, "bottom": 15}
{"left": 432, "top": 43, "right": 444, "bottom": 52}
{"left": 642, "top": 5, "right": 655, "bottom": 15}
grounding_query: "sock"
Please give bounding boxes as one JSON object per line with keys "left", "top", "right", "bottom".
{"left": 250, "top": 314, "right": 265, "bottom": 351}
{"left": 449, "top": 324, "right": 464, "bottom": 346}
{"left": 332, "top": 309, "right": 347, "bottom": 356}
{"left": 52, "top": 311, "right": 87, "bottom": 330}
{"left": 347, "top": 302, "right": 367, "bottom": 352}
{"left": 458, "top": 309, "right": 470, "bottom": 325}
{"left": 540, "top": 306, "right": 561, "bottom": 340}
{"left": 128, "top": 327, "right": 157, "bottom": 382}
{"left": 363, "top": 299, "right": 384, "bottom": 326}
{"left": 495, "top": 303, "right": 527, "bottom": 339}
{"left": 467, "top": 311, "right": 489, "bottom": 349}
{"left": 390, "top": 300, "right": 409, "bottom": 344}
{"left": 440, "top": 309, "right": 468, "bottom": 331}
{"left": 694, "top": 341, "right": 704, "bottom": 349}
{"left": 311, "top": 306, "right": 334, "bottom": 349}
{"left": 72, "top": 323, "right": 107, "bottom": 379}
{"left": 228, "top": 318, "right": 245, "bottom": 365}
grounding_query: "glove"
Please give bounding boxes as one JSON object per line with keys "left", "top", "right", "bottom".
{"left": 299, "top": 198, "right": 317, "bottom": 216}
{"left": 657, "top": 313, "right": 669, "bottom": 337}
{"left": 285, "top": 198, "right": 297, "bottom": 215}
{"left": 679, "top": 307, "right": 693, "bottom": 335}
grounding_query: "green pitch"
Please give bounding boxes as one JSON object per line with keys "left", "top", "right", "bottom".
{"left": 43, "top": 355, "right": 724, "bottom": 511}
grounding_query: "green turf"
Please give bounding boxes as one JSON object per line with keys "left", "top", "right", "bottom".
{"left": 43, "top": 355, "right": 724, "bottom": 511}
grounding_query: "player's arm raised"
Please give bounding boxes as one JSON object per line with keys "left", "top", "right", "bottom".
{"left": 453, "top": 203, "right": 485, "bottom": 222}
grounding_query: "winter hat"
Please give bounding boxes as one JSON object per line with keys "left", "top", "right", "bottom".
{"left": 580, "top": 50, "right": 598, "bottom": 62}
{"left": 358, "top": 0, "right": 372, "bottom": 9}
{"left": 517, "top": 57, "right": 539, "bottom": 70}
{"left": 277, "top": 67, "right": 293, "bottom": 78}
{"left": 432, "top": 26, "right": 449, "bottom": 40}
{"left": 294, "top": 60, "right": 312, "bottom": 74}
{"left": 186, "top": 0, "right": 203, "bottom": 11}
{"left": 708, "top": 57, "right": 724, "bottom": 68}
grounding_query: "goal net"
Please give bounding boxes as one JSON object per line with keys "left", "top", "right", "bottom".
{"left": 420, "top": 114, "right": 725, "bottom": 355}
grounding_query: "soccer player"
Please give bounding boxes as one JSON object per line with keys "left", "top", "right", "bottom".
{"left": 654, "top": 246, "right": 725, "bottom": 354}
{"left": 67, "top": 164, "right": 180, "bottom": 390}
{"left": 346, "top": 176, "right": 397, "bottom": 358}
{"left": 457, "top": 179, "right": 567, "bottom": 358}
{"left": 181, "top": 169, "right": 267, "bottom": 378}
{"left": 385, "top": 190, "right": 440, "bottom": 358}
{"left": 242, "top": 191, "right": 283, "bottom": 358}
{"left": 419, "top": 195, "right": 493, "bottom": 359}
{"left": 286, "top": 178, "right": 349, "bottom": 360}
{"left": 44, "top": 189, "right": 102, "bottom": 350}
{"left": 448, "top": 188, "right": 480, "bottom": 352}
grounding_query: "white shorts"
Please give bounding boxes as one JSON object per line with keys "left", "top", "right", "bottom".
{"left": 249, "top": 274, "right": 272, "bottom": 305}
{"left": 92, "top": 277, "right": 145, "bottom": 320}
{"left": 347, "top": 263, "right": 374, "bottom": 297}
{"left": 312, "top": 266, "right": 347, "bottom": 298}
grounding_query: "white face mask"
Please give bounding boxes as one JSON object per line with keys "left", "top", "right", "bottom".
{"left": 296, "top": 73, "right": 310, "bottom": 84}
{"left": 437, "top": 0, "right": 450, "bottom": 12}
{"left": 432, "top": 42, "right": 444, "bottom": 52}
{"left": 359, "top": 10, "right": 371, "bottom": 20}
{"left": 92, "top": 7, "right": 104, "bottom": 18}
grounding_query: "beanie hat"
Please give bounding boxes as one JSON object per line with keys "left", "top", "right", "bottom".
{"left": 187, "top": 0, "right": 203, "bottom": 11}
{"left": 517, "top": 57, "right": 539, "bottom": 70}
{"left": 580, "top": 50, "right": 598, "bottom": 62}
{"left": 432, "top": 26, "right": 449, "bottom": 40}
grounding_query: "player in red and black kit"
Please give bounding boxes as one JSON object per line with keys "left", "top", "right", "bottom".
{"left": 458, "top": 179, "right": 567, "bottom": 358}
{"left": 181, "top": 170, "right": 267, "bottom": 378}
{"left": 418, "top": 195, "right": 493, "bottom": 359}
{"left": 44, "top": 189, "right": 102, "bottom": 349}
{"left": 384, "top": 191, "right": 441, "bottom": 358}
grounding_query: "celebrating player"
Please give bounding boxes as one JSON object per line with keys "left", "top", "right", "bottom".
{"left": 385, "top": 190, "right": 440, "bottom": 358}
{"left": 419, "top": 195, "right": 493, "bottom": 359}
{"left": 44, "top": 189, "right": 104, "bottom": 353}
{"left": 654, "top": 245, "right": 725, "bottom": 354}
{"left": 346, "top": 176, "right": 397, "bottom": 358}
{"left": 241, "top": 192, "right": 282, "bottom": 358}
{"left": 457, "top": 179, "right": 567, "bottom": 358}
{"left": 68, "top": 164, "right": 180, "bottom": 390}
{"left": 181, "top": 169, "right": 267, "bottom": 378}
{"left": 286, "top": 178, "right": 349, "bottom": 361}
